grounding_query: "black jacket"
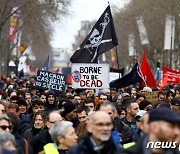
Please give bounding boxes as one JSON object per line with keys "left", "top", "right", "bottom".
{"left": 44, "top": 101, "right": 58, "bottom": 113}
{"left": 18, "top": 114, "right": 32, "bottom": 136}
{"left": 113, "top": 117, "right": 133, "bottom": 143}
{"left": 30, "top": 129, "right": 53, "bottom": 154}
{"left": 13, "top": 131, "right": 33, "bottom": 154}
{"left": 67, "top": 133, "right": 123, "bottom": 154}
{"left": 24, "top": 125, "right": 47, "bottom": 142}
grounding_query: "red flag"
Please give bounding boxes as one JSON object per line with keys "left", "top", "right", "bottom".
{"left": 140, "top": 50, "right": 156, "bottom": 87}
{"left": 162, "top": 76, "right": 168, "bottom": 87}
{"left": 163, "top": 67, "right": 180, "bottom": 84}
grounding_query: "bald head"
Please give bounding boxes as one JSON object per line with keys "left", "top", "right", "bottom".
{"left": 87, "top": 111, "right": 113, "bottom": 145}
{"left": 89, "top": 111, "right": 112, "bottom": 123}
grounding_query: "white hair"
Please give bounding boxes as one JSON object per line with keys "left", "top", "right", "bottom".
{"left": 0, "top": 132, "right": 15, "bottom": 148}
{"left": 50, "top": 121, "right": 73, "bottom": 144}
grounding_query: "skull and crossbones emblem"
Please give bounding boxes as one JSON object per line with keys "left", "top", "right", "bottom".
{"left": 83, "top": 12, "right": 112, "bottom": 62}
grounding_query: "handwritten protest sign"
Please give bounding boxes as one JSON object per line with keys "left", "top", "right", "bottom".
{"left": 142, "top": 91, "right": 158, "bottom": 103}
{"left": 35, "top": 70, "right": 66, "bottom": 91}
{"left": 71, "top": 64, "right": 109, "bottom": 89}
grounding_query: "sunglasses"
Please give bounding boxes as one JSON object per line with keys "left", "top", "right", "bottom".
{"left": 100, "top": 98, "right": 107, "bottom": 100}
{"left": 0, "top": 125, "right": 12, "bottom": 131}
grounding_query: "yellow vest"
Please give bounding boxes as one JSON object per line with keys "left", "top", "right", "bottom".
{"left": 123, "top": 142, "right": 136, "bottom": 149}
{"left": 44, "top": 143, "right": 59, "bottom": 154}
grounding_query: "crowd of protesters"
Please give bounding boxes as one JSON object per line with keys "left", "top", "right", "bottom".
{"left": 0, "top": 75, "right": 179, "bottom": 154}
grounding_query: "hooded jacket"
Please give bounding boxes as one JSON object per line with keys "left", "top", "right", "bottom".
{"left": 44, "top": 90, "right": 58, "bottom": 112}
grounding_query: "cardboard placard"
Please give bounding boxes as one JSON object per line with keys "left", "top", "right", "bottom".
{"left": 142, "top": 91, "right": 159, "bottom": 103}
{"left": 71, "top": 64, "right": 109, "bottom": 89}
{"left": 35, "top": 70, "right": 66, "bottom": 91}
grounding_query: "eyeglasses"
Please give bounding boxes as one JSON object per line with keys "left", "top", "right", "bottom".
{"left": 48, "top": 121, "right": 56, "bottom": 124}
{"left": 0, "top": 125, "right": 12, "bottom": 131}
{"left": 91, "top": 122, "right": 112, "bottom": 128}
{"left": 100, "top": 98, "right": 107, "bottom": 100}
{"left": 49, "top": 119, "right": 62, "bottom": 124}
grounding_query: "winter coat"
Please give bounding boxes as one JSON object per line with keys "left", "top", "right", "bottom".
{"left": 24, "top": 124, "right": 47, "bottom": 142}
{"left": 113, "top": 117, "right": 133, "bottom": 144}
{"left": 67, "top": 133, "right": 123, "bottom": 154}
{"left": 30, "top": 129, "right": 53, "bottom": 154}
{"left": 13, "top": 131, "right": 33, "bottom": 154}
{"left": 18, "top": 114, "right": 32, "bottom": 136}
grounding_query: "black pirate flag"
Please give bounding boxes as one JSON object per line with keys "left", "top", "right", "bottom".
{"left": 70, "top": 5, "right": 118, "bottom": 63}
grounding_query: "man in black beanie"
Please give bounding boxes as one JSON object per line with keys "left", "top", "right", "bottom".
{"left": 139, "top": 100, "right": 153, "bottom": 111}
{"left": 62, "top": 101, "right": 78, "bottom": 128}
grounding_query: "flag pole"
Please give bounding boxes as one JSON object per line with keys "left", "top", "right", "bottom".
{"left": 115, "top": 46, "right": 120, "bottom": 79}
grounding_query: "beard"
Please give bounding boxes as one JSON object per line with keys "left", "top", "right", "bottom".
{"left": 158, "top": 127, "right": 172, "bottom": 142}
{"left": 95, "top": 133, "right": 111, "bottom": 142}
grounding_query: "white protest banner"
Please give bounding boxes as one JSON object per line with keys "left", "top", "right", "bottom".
{"left": 109, "top": 72, "right": 121, "bottom": 83}
{"left": 71, "top": 64, "right": 109, "bottom": 89}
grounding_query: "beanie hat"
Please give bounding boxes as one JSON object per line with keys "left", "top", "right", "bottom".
{"left": 139, "top": 100, "right": 152, "bottom": 110}
{"left": 62, "top": 101, "right": 76, "bottom": 118}
{"left": 31, "top": 95, "right": 40, "bottom": 103}
{"left": 149, "top": 107, "right": 180, "bottom": 123}
{"left": 16, "top": 98, "right": 27, "bottom": 106}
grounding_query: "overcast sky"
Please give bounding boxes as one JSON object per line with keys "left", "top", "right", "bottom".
{"left": 50, "top": 0, "right": 130, "bottom": 50}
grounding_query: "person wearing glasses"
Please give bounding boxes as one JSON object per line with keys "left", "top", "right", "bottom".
{"left": 0, "top": 114, "right": 13, "bottom": 132}
{"left": 99, "top": 94, "right": 108, "bottom": 104}
{"left": 99, "top": 102, "right": 133, "bottom": 144}
{"left": 30, "top": 111, "right": 62, "bottom": 154}
{"left": 68, "top": 111, "right": 123, "bottom": 154}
